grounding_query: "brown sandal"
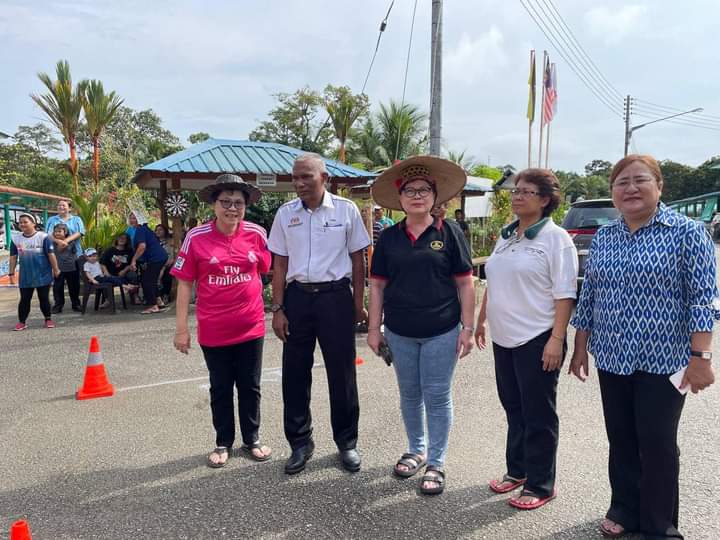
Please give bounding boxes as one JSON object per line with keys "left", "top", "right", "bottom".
{"left": 239, "top": 442, "right": 272, "bottom": 462}
{"left": 207, "top": 447, "right": 229, "bottom": 468}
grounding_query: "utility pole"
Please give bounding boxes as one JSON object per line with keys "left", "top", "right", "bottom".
{"left": 429, "top": 0, "right": 442, "bottom": 156}
{"left": 623, "top": 95, "right": 632, "bottom": 156}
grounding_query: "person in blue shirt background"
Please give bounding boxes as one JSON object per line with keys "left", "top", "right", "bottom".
{"left": 45, "top": 199, "right": 85, "bottom": 312}
{"left": 127, "top": 210, "right": 168, "bottom": 314}
{"left": 8, "top": 213, "right": 61, "bottom": 330}
{"left": 569, "top": 154, "right": 718, "bottom": 540}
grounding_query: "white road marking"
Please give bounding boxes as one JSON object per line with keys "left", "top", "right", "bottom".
{"left": 118, "top": 363, "right": 324, "bottom": 392}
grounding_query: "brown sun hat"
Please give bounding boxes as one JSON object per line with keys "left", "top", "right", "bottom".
{"left": 198, "top": 173, "right": 262, "bottom": 205}
{"left": 371, "top": 156, "right": 467, "bottom": 211}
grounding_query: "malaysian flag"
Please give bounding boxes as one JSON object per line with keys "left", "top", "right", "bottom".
{"left": 542, "top": 61, "right": 557, "bottom": 125}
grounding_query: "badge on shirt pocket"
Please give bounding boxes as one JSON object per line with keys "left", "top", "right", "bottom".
{"left": 430, "top": 240, "right": 444, "bottom": 250}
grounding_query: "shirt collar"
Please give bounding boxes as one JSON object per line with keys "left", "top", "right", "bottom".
{"left": 292, "top": 190, "right": 334, "bottom": 212}
{"left": 399, "top": 216, "right": 443, "bottom": 232}
{"left": 612, "top": 202, "right": 675, "bottom": 232}
{"left": 501, "top": 217, "right": 549, "bottom": 239}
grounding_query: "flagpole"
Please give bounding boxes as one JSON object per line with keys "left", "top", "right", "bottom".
{"left": 544, "top": 123, "right": 551, "bottom": 169}
{"left": 527, "top": 49, "right": 535, "bottom": 168}
{"left": 537, "top": 51, "right": 547, "bottom": 167}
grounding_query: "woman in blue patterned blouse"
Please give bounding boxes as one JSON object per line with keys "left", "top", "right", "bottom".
{"left": 570, "top": 154, "right": 717, "bottom": 539}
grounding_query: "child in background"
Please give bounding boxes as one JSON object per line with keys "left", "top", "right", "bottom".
{"left": 83, "top": 248, "right": 137, "bottom": 291}
{"left": 51, "top": 223, "right": 81, "bottom": 313}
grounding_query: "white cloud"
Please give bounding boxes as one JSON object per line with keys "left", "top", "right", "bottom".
{"left": 584, "top": 4, "right": 648, "bottom": 44}
{"left": 446, "top": 27, "right": 508, "bottom": 84}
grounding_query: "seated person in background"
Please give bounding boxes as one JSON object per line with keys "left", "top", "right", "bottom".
{"left": 83, "top": 248, "right": 136, "bottom": 291}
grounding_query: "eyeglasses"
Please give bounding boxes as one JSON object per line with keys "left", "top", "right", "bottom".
{"left": 216, "top": 198, "right": 246, "bottom": 209}
{"left": 401, "top": 187, "right": 434, "bottom": 198}
{"left": 510, "top": 188, "right": 540, "bottom": 198}
{"left": 612, "top": 176, "right": 655, "bottom": 190}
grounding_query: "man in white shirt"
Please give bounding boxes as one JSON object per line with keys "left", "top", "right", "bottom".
{"left": 268, "top": 153, "right": 371, "bottom": 475}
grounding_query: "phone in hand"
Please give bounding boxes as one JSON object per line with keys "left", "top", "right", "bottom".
{"left": 378, "top": 342, "right": 393, "bottom": 366}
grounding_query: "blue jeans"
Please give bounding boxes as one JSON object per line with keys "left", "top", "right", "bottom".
{"left": 385, "top": 325, "right": 459, "bottom": 467}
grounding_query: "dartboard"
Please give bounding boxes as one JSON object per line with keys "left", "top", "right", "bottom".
{"left": 165, "top": 192, "right": 188, "bottom": 217}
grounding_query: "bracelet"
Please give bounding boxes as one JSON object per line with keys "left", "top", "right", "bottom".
{"left": 461, "top": 324, "right": 474, "bottom": 332}
{"left": 551, "top": 333, "right": 565, "bottom": 341}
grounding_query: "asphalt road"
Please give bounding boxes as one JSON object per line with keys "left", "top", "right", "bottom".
{"left": 1, "top": 267, "right": 719, "bottom": 539}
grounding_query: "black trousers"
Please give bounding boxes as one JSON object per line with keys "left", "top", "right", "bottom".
{"left": 159, "top": 270, "right": 173, "bottom": 300}
{"left": 19, "top": 286, "right": 52, "bottom": 323}
{"left": 598, "top": 369, "right": 686, "bottom": 539}
{"left": 52, "top": 270, "right": 81, "bottom": 308}
{"left": 282, "top": 281, "right": 359, "bottom": 451}
{"left": 140, "top": 261, "right": 163, "bottom": 306}
{"left": 200, "top": 337, "right": 264, "bottom": 449}
{"left": 492, "top": 329, "right": 563, "bottom": 498}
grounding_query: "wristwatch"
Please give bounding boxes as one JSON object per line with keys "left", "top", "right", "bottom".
{"left": 690, "top": 350, "right": 712, "bottom": 361}
{"left": 270, "top": 303, "right": 284, "bottom": 313}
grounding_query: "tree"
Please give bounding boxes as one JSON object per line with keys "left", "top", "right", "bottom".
{"left": 30, "top": 60, "right": 87, "bottom": 193}
{"left": 584, "top": 159, "right": 613, "bottom": 178}
{"left": 0, "top": 143, "right": 72, "bottom": 195}
{"left": 446, "top": 149, "right": 477, "bottom": 173}
{"left": 323, "top": 85, "right": 368, "bottom": 163}
{"left": 469, "top": 164, "right": 503, "bottom": 180}
{"left": 249, "top": 87, "right": 334, "bottom": 154}
{"left": 13, "top": 124, "right": 63, "bottom": 154}
{"left": 188, "top": 132, "right": 211, "bottom": 144}
{"left": 102, "top": 106, "right": 181, "bottom": 164}
{"left": 353, "top": 101, "right": 427, "bottom": 168}
{"left": 82, "top": 80, "right": 124, "bottom": 191}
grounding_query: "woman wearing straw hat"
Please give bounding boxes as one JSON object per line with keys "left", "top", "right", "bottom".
{"left": 172, "top": 174, "right": 273, "bottom": 468}
{"left": 367, "top": 156, "right": 475, "bottom": 495}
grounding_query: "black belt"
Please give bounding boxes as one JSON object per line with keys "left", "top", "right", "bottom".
{"left": 291, "top": 278, "right": 350, "bottom": 293}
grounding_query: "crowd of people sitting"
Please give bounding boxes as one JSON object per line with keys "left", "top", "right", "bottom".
{"left": 6, "top": 199, "right": 185, "bottom": 327}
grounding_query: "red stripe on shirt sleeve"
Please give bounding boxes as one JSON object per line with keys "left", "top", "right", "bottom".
{"left": 453, "top": 270, "right": 473, "bottom": 277}
{"left": 370, "top": 273, "right": 389, "bottom": 281}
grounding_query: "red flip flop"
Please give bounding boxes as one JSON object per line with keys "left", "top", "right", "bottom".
{"left": 508, "top": 489, "right": 556, "bottom": 510}
{"left": 489, "top": 474, "right": 526, "bottom": 494}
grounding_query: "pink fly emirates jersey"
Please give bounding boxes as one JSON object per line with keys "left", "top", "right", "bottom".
{"left": 171, "top": 220, "right": 271, "bottom": 347}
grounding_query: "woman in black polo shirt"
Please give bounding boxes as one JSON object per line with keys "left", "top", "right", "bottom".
{"left": 367, "top": 156, "right": 475, "bottom": 495}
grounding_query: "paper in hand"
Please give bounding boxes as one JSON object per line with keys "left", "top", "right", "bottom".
{"left": 669, "top": 367, "right": 689, "bottom": 395}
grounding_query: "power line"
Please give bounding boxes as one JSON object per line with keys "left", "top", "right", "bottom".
{"left": 520, "top": 0, "right": 623, "bottom": 117}
{"left": 534, "top": 0, "right": 623, "bottom": 102}
{"left": 634, "top": 99, "right": 720, "bottom": 123}
{"left": 361, "top": 0, "right": 396, "bottom": 94}
{"left": 632, "top": 112, "right": 720, "bottom": 132}
{"left": 394, "top": 0, "right": 419, "bottom": 161}
{"left": 632, "top": 109, "right": 720, "bottom": 128}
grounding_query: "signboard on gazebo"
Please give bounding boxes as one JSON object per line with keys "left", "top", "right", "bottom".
{"left": 257, "top": 173, "right": 277, "bottom": 187}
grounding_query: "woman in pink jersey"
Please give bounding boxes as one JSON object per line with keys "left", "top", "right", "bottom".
{"left": 172, "top": 174, "right": 272, "bottom": 468}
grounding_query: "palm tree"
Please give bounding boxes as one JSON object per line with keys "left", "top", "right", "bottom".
{"left": 445, "top": 149, "right": 478, "bottom": 173}
{"left": 324, "top": 85, "right": 368, "bottom": 163}
{"left": 354, "top": 101, "right": 427, "bottom": 169}
{"left": 83, "top": 80, "right": 124, "bottom": 191}
{"left": 30, "top": 60, "right": 86, "bottom": 193}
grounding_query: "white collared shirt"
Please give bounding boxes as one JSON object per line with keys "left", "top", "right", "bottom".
{"left": 268, "top": 192, "right": 371, "bottom": 283}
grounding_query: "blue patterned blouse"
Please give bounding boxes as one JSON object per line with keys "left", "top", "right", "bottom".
{"left": 571, "top": 203, "right": 719, "bottom": 375}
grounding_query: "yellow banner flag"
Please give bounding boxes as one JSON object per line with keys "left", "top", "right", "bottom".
{"left": 527, "top": 50, "right": 536, "bottom": 123}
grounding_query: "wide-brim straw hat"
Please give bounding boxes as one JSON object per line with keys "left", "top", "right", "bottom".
{"left": 198, "top": 173, "right": 262, "bottom": 205}
{"left": 371, "top": 156, "right": 467, "bottom": 211}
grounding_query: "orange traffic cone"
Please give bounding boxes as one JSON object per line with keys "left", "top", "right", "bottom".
{"left": 355, "top": 357, "right": 364, "bottom": 366}
{"left": 9, "top": 519, "right": 32, "bottom": 540}
{"left": 76, "top": 336, "right": 114, "bottom": 400}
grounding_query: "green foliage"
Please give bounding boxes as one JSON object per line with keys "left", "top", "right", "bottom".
{"left": 554, "top": 169, "right": 609, "bottom": 202}
{"left": 249, "top": 87, "right": 334, "bottom": 154}
{"left": 445, "top": 149, "right": 477, "bottom": 173}
{"left": 469, "top": 164, "right": 503, "bottom": 181}
{"left": 584, "top": 159, "right": 613, "bottom": 177}
{"left": 323, "top": 85, "right": 369, "bottom": 163}
{"left": 551, "top": 200, "right": 569, "bottom": 224}
{"left": 0, "top": 142, "right": 72, "bottom": 195}
{"left": 14, "top": 124, "right": 63, "bottom": 154}
{"left": 244, "top": 192, "right": 290, "bottom": 231}
{"left": 188, "top": 132, "right": 211, "bottom": 144}
{"left": 351, "top": 101, "right": 427, "bottom": 169}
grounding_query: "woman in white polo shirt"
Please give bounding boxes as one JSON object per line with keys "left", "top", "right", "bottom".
{"left": 475, "top": 168, "right": 578, "bottom": 510}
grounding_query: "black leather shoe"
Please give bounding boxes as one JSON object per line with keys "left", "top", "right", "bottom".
{"left": 340, "top": 448, "right": 361, "bottom": 472}
{"left": 284, "top": 441, "right": 315, "bottom": 475}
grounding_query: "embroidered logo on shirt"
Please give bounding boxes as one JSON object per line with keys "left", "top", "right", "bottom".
{"left": 174, "top": 256, "right": 185, "bottom": 270}
{"left": 209, "top": 256, "right": 219, "bottom": 264}
{"left": 430, "top": 240, "right": 444, "bottom": 250}
{"left": 248, "top": 250, "right": 258, "bottom": 263}
{"left": 288, "top": 217, "right": 303, "bottom": 228}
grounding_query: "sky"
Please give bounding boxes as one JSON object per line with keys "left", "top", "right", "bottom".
{"left": 1, "top": 0, "right": 719, "bottom": 173}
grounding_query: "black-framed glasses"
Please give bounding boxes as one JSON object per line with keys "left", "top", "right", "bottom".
{"left": 401, "top": 187, "right": 434, "bottom": 198}
{"left": 510, "top": 188, "right": 541, "bottom": 198}
{"left": 217, "top": 198, "right": 246, "bottom": 209}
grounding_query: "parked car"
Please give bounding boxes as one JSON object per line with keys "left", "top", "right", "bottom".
{"left": 711, "top": 212, "right": 720, "bottom": 241}
{"left": 561, "top": 199, "right": 620, "bottom": 288}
